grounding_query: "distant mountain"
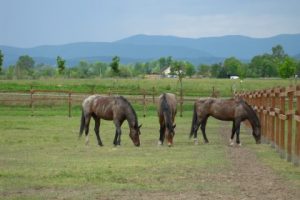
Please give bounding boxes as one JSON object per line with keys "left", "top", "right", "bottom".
{"left": 117, "top": 34, "right": 300, "bottom": 59}
{"left": 1, "top": 34, "right": 300, "bottom": 67}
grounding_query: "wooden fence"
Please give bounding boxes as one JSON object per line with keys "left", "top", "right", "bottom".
{"left": 0, "top": 89, "right": 200, "bottom": 118}
{"left": 235, "top": 85, "right": 300, "bottom": 166}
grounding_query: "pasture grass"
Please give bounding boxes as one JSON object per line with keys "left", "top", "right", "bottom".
{"left": 0, "top": 110, "right": 232, "bottom": 199}
{"left": 0, "top": 78, "right": 295, "bottom": 97}
{"left": 1, "top": 105, "right": 300, "bottom": 199}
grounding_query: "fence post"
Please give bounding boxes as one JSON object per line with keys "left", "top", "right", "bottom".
{"left": 274, "top": 87, "right": 280, "bottom": 152}
{"left": 68, "top": 91, "right": 72, "bottom": 118}
{"left": 286, "top": 86, "right": 294, "bottom": 162}
{"left": 279, "top": 87, "right": 286, "bottom": 159}
{"left": 142, "top": 89, "right": 146, "bottom": 117}
{"left": 294, "top": 85, "right": 300, "bottom": 166}
{"left": 152, "top": 86, "right": 155, "bottom": 104}
{"left": 30, "top": 88, "right": 34, "bottom": 116}
{"left": 180, "top": 88, "right": 183, "bottom": 117}
{"left": 270, "top": 88, "right": 276, "bottom": 148}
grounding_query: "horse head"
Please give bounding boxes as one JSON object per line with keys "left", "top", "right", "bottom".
{"left": 129, "top": 124, "right": 142, "bottom": 147}
{"left": 166, "top": 124, "right": 176, "bottom": 147}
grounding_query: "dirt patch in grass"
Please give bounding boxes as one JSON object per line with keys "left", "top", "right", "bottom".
{"left": 101, "top": 122, "right": 300, "bottom": 200}
{"left": 217, "top": 122, "right": 300, "bottom": 200}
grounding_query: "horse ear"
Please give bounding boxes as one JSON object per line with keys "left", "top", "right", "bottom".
{"left": 173, "top": 124, "right": 176, "bottom": 129}
{"left": 138, "top": 124, "right": 142, "bottom": 129}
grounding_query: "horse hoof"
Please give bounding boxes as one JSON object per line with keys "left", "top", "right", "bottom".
{"left": 194, "top": 138, "right": 199, "bottom": 145}
{"left": 167, "top": 142, "right": 172, "bottom": 147}
{"left": 157, "top": 141, "right": 163, "bottom": 146}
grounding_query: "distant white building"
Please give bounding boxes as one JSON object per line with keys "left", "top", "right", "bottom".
{"left": 161, "top": 66, "right": 171, "bottom": 76}
{"left": 230, "top": 75, "right": 239, "bottom": 79}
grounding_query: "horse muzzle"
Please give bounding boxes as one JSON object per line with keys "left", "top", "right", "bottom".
{"left": 135, "top": 143, "right": 140, "bottom": 147}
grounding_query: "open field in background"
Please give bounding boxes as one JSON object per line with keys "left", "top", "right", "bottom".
{"left": 0, "top": 78, "right": 297, "bottom": 97}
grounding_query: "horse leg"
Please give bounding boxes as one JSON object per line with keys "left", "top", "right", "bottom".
{"left": 93, "top": 116, "right": 103, "bottom": 146}
{"left": 234, "top": 120, "right": 242, "bottom": 146}
{"left": 158, "top": 124, "right": 165, "bottom": 145}
{"left": 113, "top": 120, "right": 122, "bottom": 146}
{"left": 191, "top": 116, "right": 202, "bottom": 145}
{"left": 229, "top": 122, "right": 236, "bottom": 146}
{"left": 84, "top": 114, "right": 92, "bottom": 145}
{"left": 200, "top": 116, "right": 209, "bottom": 143}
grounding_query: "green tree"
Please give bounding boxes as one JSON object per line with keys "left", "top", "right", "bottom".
{"left": 185, "top": 62, "right": 195, "bottom": 77}
{"left": 223, "top": 57, "right": 242, "bottom": 76}
{"left": 210, "top": 63, "right": 222, "bottom": 77}
{"left": 0, "top": 50, "right": 3, "bottom": 73}
{"left": 110, "top": 56, "right": 120, "bottom": 76}
{"left": 248, "top": 54, "right": 277, "bottom": 77}
{"left": 279, "top": 56, "right": 296, "bottom": 78}
{"left": 15, "top": 55, "right": 35, "bottom": 79}
{"left": 199, "top": 64, "right": 210, "bottom": 77}
{"left": 57, "top": 56, "right": 66, "bottom": 75}
{"left": 272, "top": 44, "right": 286, "bottom": 61}
{"left": 171, "top": 60, "right": 186, "bottom": 88}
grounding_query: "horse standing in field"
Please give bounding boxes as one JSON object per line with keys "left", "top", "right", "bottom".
{"left": 189, "top": 97, "right": 261, "bottom": 145}
{"left": 79, "top": 95, "right": 142, "bottom": 146}
{"left": 157, "top": 93, "right": 177, "bottom": 146}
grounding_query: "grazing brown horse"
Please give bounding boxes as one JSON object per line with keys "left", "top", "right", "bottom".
{"left": 79, "top": 95, "right": 141, "bottom": 146}
{"left": 157, "top": 93, "right": 177, "bottom": 146}
{"left": 190, "top": 97, "right": 261, "bottom": 145}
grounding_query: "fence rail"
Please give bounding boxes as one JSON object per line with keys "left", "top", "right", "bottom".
{"left": 0, "top": 89, "right": 200, "bottom": 118}
{"left": 235, "top": 85, "right": 300, "bottom": 166}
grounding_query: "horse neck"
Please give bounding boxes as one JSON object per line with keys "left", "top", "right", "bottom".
{"left": 244, "top": 105, "right": 260, "bottom": 130}
{"left": 124, "top": 105, "right": 138, "bottom": 128}
{"left": 161, "top": 99, "right": 173, "bottom": 129}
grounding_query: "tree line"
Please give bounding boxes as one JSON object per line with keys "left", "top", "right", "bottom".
{"left": 0, "top": 45, "right": 299, "bottom": 79}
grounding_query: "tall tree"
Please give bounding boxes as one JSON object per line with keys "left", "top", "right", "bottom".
{"left": 171, "top": 60, "right": 186, "bottom": 88}
{"left": 110, "top": 56, "right": 120, "bottom": 76}
{"left": 223, "top": 57, "right": 242, "bottom": 76}
{"left": 199, "top": 64, "right": 210, "bottom": 77}
{"left": 272, "top": 44, "right": 286, "bottom": 61}
{"left": 15, "top": 55, "right": 35, "bottom": 79}
{"left": 57, "top": 56, "right": 66, "bottom": 75}
{"left": 0, "top": 50, "right": 3, "bottom": 72}
{"left": 210, "top": 63, "right": 222, "bottom": 77}
{"left": 279, "top": 56, "right": 296, "bottom": 79}
{"left": 185, "top": 62, "right": 196, "bottom": 77}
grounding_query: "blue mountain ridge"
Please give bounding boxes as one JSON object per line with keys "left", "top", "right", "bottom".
{"left": 1, "top": 34, "right": 299, "bottom": 66}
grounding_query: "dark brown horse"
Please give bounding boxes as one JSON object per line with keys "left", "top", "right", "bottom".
{"left": 190, "top": 97, "right": 261, "bottom": 145}
{"left": 79, "top": 95, "right": 141, "bottom": 146}
{"left": 157, "top": 93, "right": 177, "bottom": 146}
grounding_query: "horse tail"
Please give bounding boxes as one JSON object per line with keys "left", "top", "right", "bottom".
{"left": 79, "top": 109, "right": 85, "bottom": 137}
{"left": 189, "top": 102, "right": 198, "bottom": 138}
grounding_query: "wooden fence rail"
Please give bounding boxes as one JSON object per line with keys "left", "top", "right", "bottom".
{"left": 0, "top": 89, "right": 201, "bottom": 118}
{"left": 235, "top": 85, "right": 300, "bottom": 166}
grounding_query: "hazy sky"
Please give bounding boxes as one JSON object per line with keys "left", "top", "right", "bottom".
{"left": 1, "top": 0, "right": 300, "bottom": 47}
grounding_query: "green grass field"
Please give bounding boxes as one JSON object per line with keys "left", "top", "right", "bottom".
{"left": 1, "top": 106, "right": 300, "bottom": 199}
{"left": 0, "top": 78, "right": 296, "bottom": 97}
{"left": 1, "top": 78, "right": 300, "bottom": 199}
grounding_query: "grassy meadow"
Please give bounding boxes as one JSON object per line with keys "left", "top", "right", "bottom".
{"left": 0, "top": 109, "right": 230, "bottom": 199}
{"left": 1, "top": 78, "right": 300, "bottom": 199}
{"left": 0, "top": 77, "right": 297, "bottom": 97}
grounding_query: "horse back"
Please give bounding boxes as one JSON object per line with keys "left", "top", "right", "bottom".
{"left": 82, "top": 95, "right": 115, "bottom": 120}
{"left": 158, "top": 93, "right": 177, "bottom": 121}
{"left": 195, "top": 98, "right": 239, "bottom": 121}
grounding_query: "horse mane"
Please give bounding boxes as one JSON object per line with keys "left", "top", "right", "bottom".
{"left": 118, "top": 96, "right": 138, "bottom": 127}
{"left": 161, "top": 93, "right": 173, "bottom": 130}
{"left": 240, "top": 99, "right": 260, "bottom": 128}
